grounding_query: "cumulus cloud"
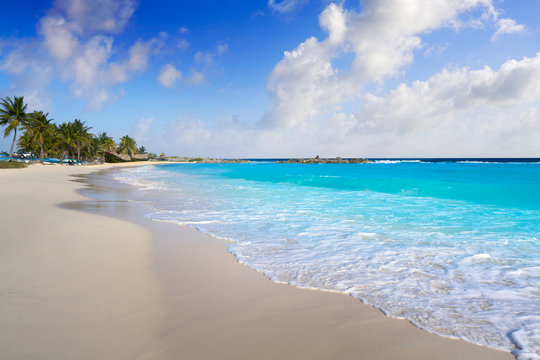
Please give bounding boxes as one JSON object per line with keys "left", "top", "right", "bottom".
{"left": 136, "top": 1, "right": 536, "bottom": 158}
{"left": 149, "top": 48, "right": 540, "bottom": 158}
{"left": 0, "top": 41, "right": 54, "bottom": 111}
{"left": 491, "top": 18, "right": 524, "bottom": 41}
{"left": 59, "top": 32, "right": 165, "bottom": 109}
{"left": 352, "top": 53, "right": 540, "bottom": 132}
{"left": 289, "top": 53, "right": 540, "bottom": 157}
{"left": 39, "top": 16, "right": 79, "bottom": 60}
{"left": 260, "top": 0, "right": 526, "bottom": 130}
{"left": 133, "top": 117, "right": 154, "bottom": 143}
{"left": 0, "top": 0, "right": 164, "bottom": 110}
{"left": 158, "top": 64, "right": 182, "bottom": 87}
{"left": 259, "top": 4, "right": 349, "bottom": 129}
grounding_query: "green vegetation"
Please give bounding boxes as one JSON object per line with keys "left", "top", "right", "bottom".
{"left": 189, "top": 157, "right": 204, "bottom": 162}
{"left": 27, "top": 111, "right": 55, "bottom": 163}
{"left": 95, "top": 132, "right": 116, "bottom": 159}
{"left": 0, "top": 96, "right": 30, "bottom": 160}
{"left": 104, "top": 153, "right": 125, "bottom": 163}
{"left": 0, "top": 95, "right": 151, "bottom": 163}
{"left": 118, "top": 135, "right": 137, "bottom": 156}
{"left": 71, "top": 119, "right": 93, "bottom": 161}
{"left": 0, "top": 161, "right": 27, "bottom": 169}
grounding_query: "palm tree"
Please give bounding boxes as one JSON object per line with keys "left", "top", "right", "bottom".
{"left": 118, "top": 135, "right": 137, "bottom": 157}
{"left": 96, "top": 132, "right": 116, "bottom": 152}
{"left": 0, "top": 96, "right": 29, "bottom": 160}
{"left": 137, "top": 146, "right": 146, "bottom": 154}
{"left": 93, "top": 132, "right": 116, "bottom": 162}
{"left": 28, "top": 111, "right": 55, "bottom": 163}
{"left": 55, "top": 122, "right": 78, "bottom": 164}
{"left": 17, "top": 130, "right": 38, "bottom": 154}
{"left": 45, "top": 123, "right": 60, "bottom": 158}
{"left": 72, "top": 119, "right": 93, "bottom": 161}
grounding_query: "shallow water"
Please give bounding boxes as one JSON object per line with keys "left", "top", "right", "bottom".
{"left": 113, "top": 161, "right": 540, "bottom": 359}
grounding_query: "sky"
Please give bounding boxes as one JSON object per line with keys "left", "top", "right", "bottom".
{"left": 0, "top": 0, "right": 539, "bottom": 157}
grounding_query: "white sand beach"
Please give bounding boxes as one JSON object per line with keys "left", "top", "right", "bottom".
{"left": 0, "top": 164, "right": 514, "bottom": 360}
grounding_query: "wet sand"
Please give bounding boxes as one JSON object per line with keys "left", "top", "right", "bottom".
{"left": 0, "top": 163, "right": 514, "bottom": 359}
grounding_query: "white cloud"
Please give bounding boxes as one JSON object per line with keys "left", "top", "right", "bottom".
{"left": 260, "top": 0, "right": 525, "bottom": 130}
{"left": 259, "top": 3, "right": 351, "bottom": 129}
{"left": 146, "top": 54, "right": 540, "bottom": 158}
{"left": 133, "top": 117, "right": 154, "bottom": 144}
{"left": 189, "top": 41, "right": 229, "bottom": 85}
{"left": 158, "top": 64, "right": 182, "bottom": 87}
{"left": 0, "top": 41, "right": 54, "bottom": 111}
{"left": 352, "top": 53, "right": 540, "bottom": 133}
{"left": 142, "top": 113, "right": 260, "bottom": 157}
{"left": 194, "top": 50, "right": 215, "bottom": 65}
{"left": 268, "top": 0, "right": 308, "bottom": 14}
{"left": 423, "top": 43, "right": 449, "bottom": 57}
{"left": 58, "top": 33, "right": 165, "bottom": 109}
{"left": 38, "top": 16, "right": 79, "bottom": 60}
{"left": 491, "top": 18, "right": 524, "bottom": 41}
{"left": 0, "top": 0, "right": 164, "bottom": 110}
{"left": 217, "top": 42, "right": 229, "bottom": 56}
{"left": 177, "top": 38, "right": 190, "bottom": 50}
{"left": 137, "top": 1, "right": 536, "bottom": 158}
{"left": 280, "top": 53, "right": 540, "bottom": 157}
{"left": 187, "top": 69, "right": 205, "bottom": 85}
{"left": 162, "top": 115, "right": 211, "bottom": 148}
{"left": 193, "top": 41, "right": 229, "bottom": 65}
{"left": 52, "top": 0, "right": 136, "bottom": 34}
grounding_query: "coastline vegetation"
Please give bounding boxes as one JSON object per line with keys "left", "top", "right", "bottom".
{"left": 0, "top": 96, "right": 149, "bottom": 164}
{"left": 0, "top": 161, "right": 27, "bottom": 168}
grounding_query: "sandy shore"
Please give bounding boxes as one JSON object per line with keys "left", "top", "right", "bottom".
{"left": 0, "top": 163, "right": 514, "bottom": 359}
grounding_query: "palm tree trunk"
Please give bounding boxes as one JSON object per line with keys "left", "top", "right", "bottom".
{"left": 77, "top": 143, "right": 80, "bottom": 161}
{"left": 40, "top": 142, "right": 44, "bottom": 164}
{"left": 9, "top": 128, "right": 17, "bottom": 160}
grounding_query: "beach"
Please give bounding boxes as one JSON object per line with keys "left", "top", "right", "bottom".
{"left": 0, "top": 163, "right": 514, "bottom": 360}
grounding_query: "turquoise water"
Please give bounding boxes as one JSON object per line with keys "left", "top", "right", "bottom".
{"left": 114, "top": 162, "right": 540, "bottom": 359}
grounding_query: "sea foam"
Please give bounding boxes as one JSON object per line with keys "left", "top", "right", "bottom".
{"left": 113, "top": 162, "right": 540, "bottom": 359}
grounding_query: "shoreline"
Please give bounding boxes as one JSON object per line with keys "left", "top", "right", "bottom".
{"left": 1, "top": 163, "right": 515, "bottom": 359}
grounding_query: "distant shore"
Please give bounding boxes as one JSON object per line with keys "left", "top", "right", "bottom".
{"left": 0, "top": 163, "right": 514, "bottom": 359}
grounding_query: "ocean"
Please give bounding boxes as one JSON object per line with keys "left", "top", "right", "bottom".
{"left": 113, "top": 160, "right": 540, "bottom": 359}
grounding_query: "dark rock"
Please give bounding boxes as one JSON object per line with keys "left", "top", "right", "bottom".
{"left": 278, "top": 156, "right": 369, "bottom": 164}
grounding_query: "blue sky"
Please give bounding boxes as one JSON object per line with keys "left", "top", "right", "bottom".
{"left": 1, "top": 0, "right": 539, "bottom": 157}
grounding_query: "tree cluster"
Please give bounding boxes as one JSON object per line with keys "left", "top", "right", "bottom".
{"left": 0, "top": 96, "right": 150, "bottom": 164}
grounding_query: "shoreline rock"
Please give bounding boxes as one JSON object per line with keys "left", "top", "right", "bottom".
{"left": 164, "top": 156, "right": 250, "bottom": 163}
{"left": 277, "top": 156, "right": 369, "bottom": 164}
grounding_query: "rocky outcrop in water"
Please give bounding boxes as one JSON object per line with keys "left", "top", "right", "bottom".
{"left": 165, "top": 156, "right": 250, "bottom": 163}
{"left": 278, "top": 156, "right": 369, "bottom": 164}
